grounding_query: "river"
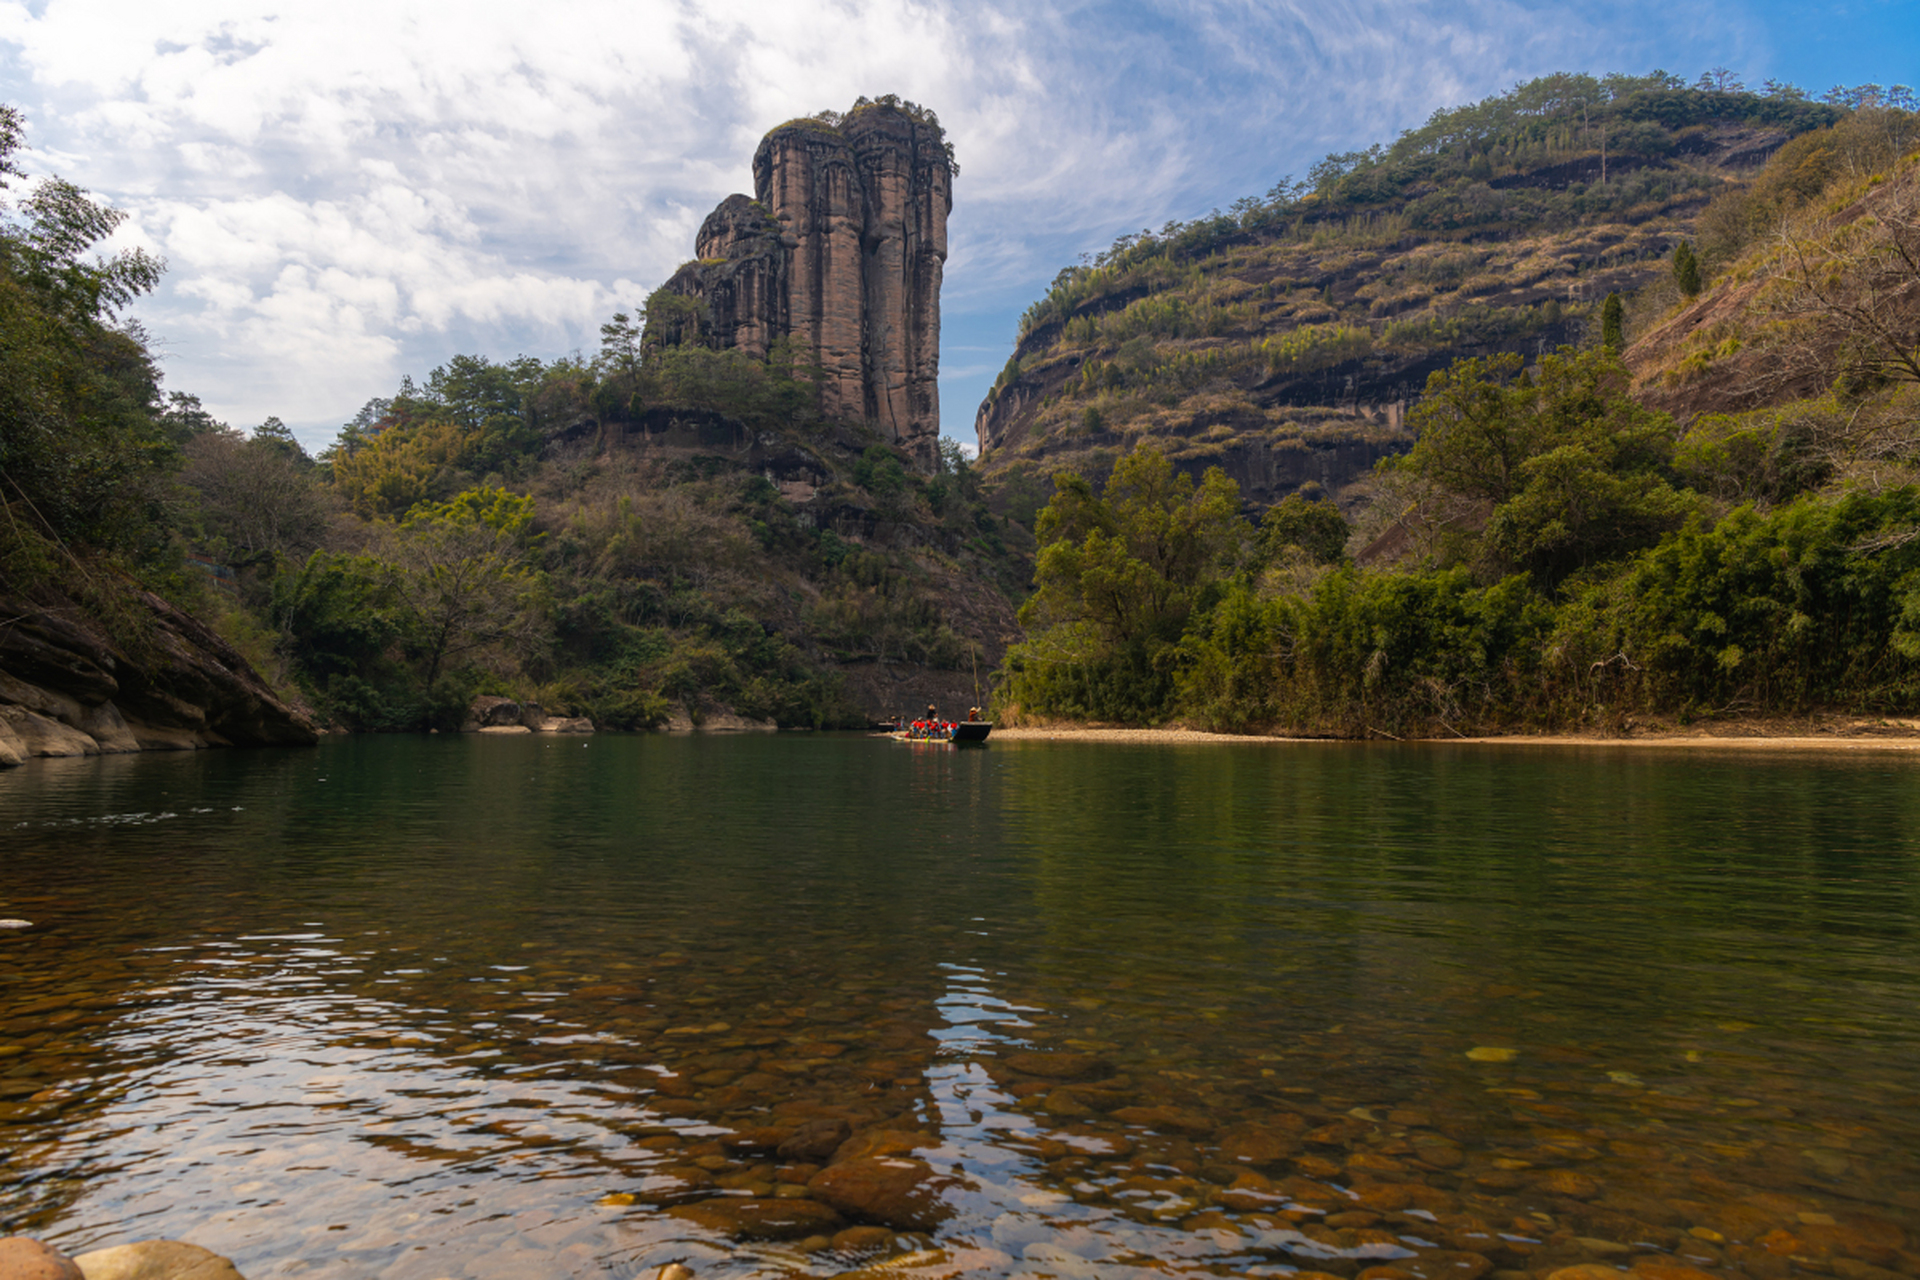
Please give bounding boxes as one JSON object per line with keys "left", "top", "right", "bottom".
{"left": 2, "top": 734, "right": 1917, "bottom": 1278}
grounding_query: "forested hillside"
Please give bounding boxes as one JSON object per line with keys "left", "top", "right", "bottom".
{"left": 10, "top": 69, "right": 1918, "bottom": 746}
{"left": 999, "top": 83, "right": 1920, "bottom": 733}
{"left": 976, "top": 72, "right": 1867, "bottom": 514}
{"left": 180, "top": 340, "right": 1029, "bottom": 732}
{"left": 0, "top": 99, "right": 1027, "bottom": 737}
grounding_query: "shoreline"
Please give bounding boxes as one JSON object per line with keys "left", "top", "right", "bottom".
{"left": 989, "top": 724, "right": 1920, "bottom": 751}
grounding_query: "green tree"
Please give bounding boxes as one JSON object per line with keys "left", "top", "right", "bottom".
{"left": 250, "top": 416, "right": 310, "bottom": 464}
{"left": 0, "top": 104, "right": 174, "bottom": 588}
{"left": 598, "top": 311, "right": 642, "bottom": 378}
{"left": 1672, "top": 240, "right": 1702, "bottom": 297}
{"left": 1391, "top": 349, "right": 1698, "bottom": 584}
{"left": 1003, "top": 445, "right": 1245, "bottom": 721}
{"left": 1601, "top": 292, "right": 1625, "bottom": 351}
{"left": 386, "top": 487, "right": 542, "bottom": 689}
{"left": 181, "top": 428, "right": 331, "bottom": 563}
{"left": 1260, "top": 492, "right": 1350, "bottom": 565}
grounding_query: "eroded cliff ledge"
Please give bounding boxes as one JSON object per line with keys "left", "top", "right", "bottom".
{"left": 660, "top": 100, "right": 952, "bottom": 468}
{"left": 0, "top": 591, "right": 316, "bottom": 768}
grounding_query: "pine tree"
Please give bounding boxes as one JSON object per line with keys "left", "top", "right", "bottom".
{"left": 1672, "top": 241, "right": 1702, "bottom": 297}
{"left": 1601, "top": 292, "right": 1625, "bottom": 352}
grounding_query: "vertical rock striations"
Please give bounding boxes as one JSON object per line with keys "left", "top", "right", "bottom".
{"left": 659, "top": 100, "right": 952, "bottom": 468}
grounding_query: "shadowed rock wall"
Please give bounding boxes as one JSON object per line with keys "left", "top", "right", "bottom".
{"left": 0, "top": 592, "right": 316, "bottom": 768}
{"left": 664, "top": 106, "right": 951, "bottom": 468}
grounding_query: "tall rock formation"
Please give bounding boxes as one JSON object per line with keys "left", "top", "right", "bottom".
{"left": 658, "top": 101, "right": 952, "bottom": 468}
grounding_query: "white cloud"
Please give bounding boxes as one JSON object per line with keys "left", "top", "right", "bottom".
{"left": 0, "top": 0, "right": 1807, "bottom": 448}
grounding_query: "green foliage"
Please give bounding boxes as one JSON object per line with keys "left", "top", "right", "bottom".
{"left": 1695, "top": 107, "right": 1920, "bottom": 265}
{"left": 1601, "top": 293, "right": 1625, "bottom": 352}
{"left": 1570, "top": 489, "right": 1920, "bottom": 711}
{"left": 1004, "top": 445, "right": 1244, "bottom": 721}
{"left": 1006, "top": 342, "right": 1920, "bottom": 733}
{"left": 598, "top": 311, "right": 642, "bottom": 378}
{"left": 269, "top": 550, "right": 414, "bottom": 727}
{"left": 1672, "top": 407, "right": 1833, "bottom": 505}
{"left": 852, "top": 445, "right": 908, "bottom": 495}
{"left": 0, "top": 104, "right": 176, "bottom": 592}
{"left": 1261, "top": 493, "right": 1351, "bottom": 565}
{"left": 639, "top": 343, "right": 818, "bottom": 425}
{"left": 641, "top": 285, "right": 706, "bottom": 352}
{"left": 0, "top": 102, "right": 1011, "bottom": 738}
{"left": 838, "top": 94, "right": 959, "bottom": 175}
{"left": 180, "top": 427, "right": 331, "bottom": 565}
{"left": 405, "top": 485, "right": 537, "bottom": 537}
{"left": 1392, "top": 349, "right": 1697, "bottom": 584}
{"left": 1672, "top": 240, "right": 1702, "bottom": 297}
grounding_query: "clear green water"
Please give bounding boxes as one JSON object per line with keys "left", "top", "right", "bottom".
{"left": 2, "top": 735, "right": 1918, "bottom": 1279}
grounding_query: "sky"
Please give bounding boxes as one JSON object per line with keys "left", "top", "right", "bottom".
{"left": 2, "top": 0, "right": 1916, "bottom": 458}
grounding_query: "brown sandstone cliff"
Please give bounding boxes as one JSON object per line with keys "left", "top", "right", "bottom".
{"left": 0, "top": 590, "right": 317, "bottom": 767}
{"left": 662, "top": 102, "right": 952, "bottom": 467}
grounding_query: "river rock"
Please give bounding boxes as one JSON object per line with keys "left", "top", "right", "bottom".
{"left": 74, "top": 701, "right": 140, "bottom": 753}
{"left": 127, "top": 722, "right": 206, "bottom": 751}
{"left": 468, "top": 696, "right": 522, "bottom": 728}
{"left": 0, "top": 706, "right": 97, "bottom": 758}
{"left": 807, "top": 1157, "right": 959, "bottom": 1232}
{"left": 1538, "top": 1169, "right": 1603, "bottom": 1199}
{"left": 696, "top": 712, "right": 777, "bottom": 732}
{"left": 1216, "top": 1171, "right": 1287, "bottom": 1212}
{"left": 536, "top": 717, "right": 594, "bottom": 734}
{"left": 1218, "top": 1122, "right": 1301, "bottom": 1166}
{"left": 665, "top": 1197, "right": 842, "bottom": 1240}
{"left": 1404, "top": 1251, "right": 1492, "bottom": 1279}
{"left": 830, "top": 1226, "right": 896, "bottom": 1254}
{"left": 1295, "top": 1153, "right": 1344, "bottom": 1180}
{"left": 1797, "top": 1216, "right": 1908, "bottom": 1265}
{"left": 1352, "top": 1183, "right": 1414, "bottom": 1212}
{"left": 823, "top": 1249, "right": 1011, "bottom": 1279}
{"left": 0, "top": 1237, "right": 83, "bottom": 1280}
{"left": 477, "top": 725, "right": 530, "bottom": 735}
{"left": 1110, "top": 1105, "right": 1214, "bottom": 1134}
{"left": 1630, "top": 1262, "right": 1720, "bottom": 1280}
{"left": 1005, "top": 1051, "right": 1106, "bottom": 1080}
{"left": 1546, "top": 1268, "right": 1627, "bottom": 1280}
{"left": 830, "top": 1129, "right": 932, "bottom": 1163}
{"left": 70, "top": 1241, "right": 245, "bottom": 1280}
{"left": 721, "top": 1125, "right": 795, "bottom": 1154}
{"left": 779, "top": 1118, "right": 852, "bottom": 1161}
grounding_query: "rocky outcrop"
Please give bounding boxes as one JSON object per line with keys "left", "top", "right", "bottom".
{"left": 0, "top": 593, "right": 316, "bottom": 768}
{"left": 0, "top": 1236, "right": 246, "bottom": 1280}
{"left": 0, "top": 1236, "right": 83, "bottom": 1280}
{"left": 661, "top": 101, "right": 952, "bottom": 467}
{"left": 460, "top": 695, "right": 596, "bottom": 734}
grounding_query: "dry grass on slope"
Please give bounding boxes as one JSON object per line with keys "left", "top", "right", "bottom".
{"left": 1628, "top": 149, "right": 1920, "bottom": 419}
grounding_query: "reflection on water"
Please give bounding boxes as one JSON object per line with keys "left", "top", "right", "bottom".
{"left": 2, "top": 734, "right": 1918, "bottom": 1279}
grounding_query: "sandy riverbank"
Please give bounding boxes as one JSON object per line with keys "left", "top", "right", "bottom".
{"left": 989, "top": 724, "right": 1920, "bottom": 751}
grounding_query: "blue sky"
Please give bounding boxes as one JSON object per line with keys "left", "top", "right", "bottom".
{"left": 1, "top": 0, "right": 1914, "bottom": 457}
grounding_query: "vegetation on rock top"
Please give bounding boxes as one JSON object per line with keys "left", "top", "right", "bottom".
{"left": 974, "top": 71, "right": 1902, "bottom": 521}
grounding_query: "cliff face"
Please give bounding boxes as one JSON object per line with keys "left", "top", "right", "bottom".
{"left": 0, "top": 591, "right": 317, "bottom": 768}
{"left": 663, "top": 105, "right": 951, "bottom": 468}
{"left": 972, "top": 105, "right": 1814, "bottom": 511}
